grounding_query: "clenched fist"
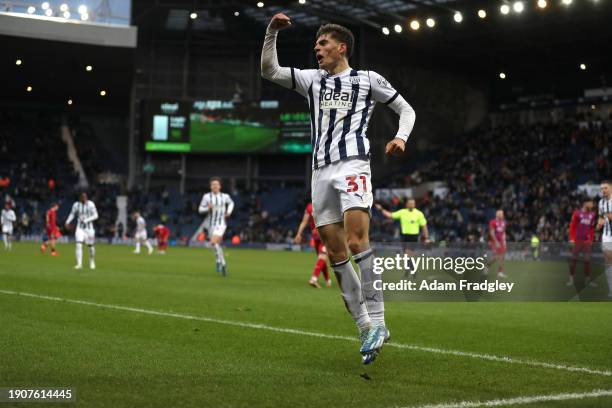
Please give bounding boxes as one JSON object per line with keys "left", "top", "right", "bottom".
{"left": 269, "top": 13, "right": 291, "bottom": 30}
{"left": 385, "top": 138, "right": 406, "bottom": 157}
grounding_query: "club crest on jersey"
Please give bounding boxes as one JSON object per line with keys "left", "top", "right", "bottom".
{"left": 377, "top": 77, "right": 390, "bottom": 88}
{"left": 320, "top": 90, "right": 355, "bottom": 110}
{"left": 349, "top": 76, "right": 360, "bottom": 84}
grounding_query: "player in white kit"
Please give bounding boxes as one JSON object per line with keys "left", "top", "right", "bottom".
{"left": 65, "top": 192, "right": 98, "bottom": 270}
{"left": 1, "top": 201, "right": 17, "bottom": 250}
{"left": 198, "top": 177, "right": 234, "bottom": 276}
{"left": 132, "top": 212, "right": 153, "bottom": 255}
{"left": 597, "top": 180, "right": 612, "bottom": 298}
{"left": 262, "top": 14, "right": 415, "bottom": 364}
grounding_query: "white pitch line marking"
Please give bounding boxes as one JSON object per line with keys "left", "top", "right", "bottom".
{"left": 1, "top": 289, "right": 611, "bottom": 378}
{"left": 406, "top": 388, "right": 612, "bottom": 408}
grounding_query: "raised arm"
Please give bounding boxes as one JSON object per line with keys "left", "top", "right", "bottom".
{"left": 261, "top": 13, "right": 293, "bottom": 87}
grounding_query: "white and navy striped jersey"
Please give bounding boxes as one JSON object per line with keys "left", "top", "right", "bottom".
{"left": 199, "top": 192, "right": 234, "bottom": 229}
{"left": 136, "top": 216, "right": 146, "bottom": 232}
{"left": 291, "top": 68, "right": 404, "bottom": 168}
{"left": 599, "top": 196, "right": 612, "bottom": 238}
{"left": 261, "top": 29, "right": 415, "bottom": 170}
{"left": 1, "top": 209, "right": 16, "bottom": 229}
{"left": 66, "top": 200, "right": 98, "bottom": 230}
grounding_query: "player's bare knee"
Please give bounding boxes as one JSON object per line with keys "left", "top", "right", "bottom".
{"left": 347, "top": 235, "right": 368, "bottom": 255}
{"left": 326, "top": 248, "right": 347, "bottom": 264}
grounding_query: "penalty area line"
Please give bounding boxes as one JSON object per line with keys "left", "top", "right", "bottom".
{"left": 405, "top": 388, "right": 612, "bottom": 408}
{"left": 1, "top": 288, "right": 610, "bottom": 378}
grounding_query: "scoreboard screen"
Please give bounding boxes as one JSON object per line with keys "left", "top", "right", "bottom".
{"left": 142, "top": 100, "right": 311, "bottom": 154}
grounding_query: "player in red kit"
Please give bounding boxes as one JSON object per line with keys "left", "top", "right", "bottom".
{"left": 41, "top": 202, "right": 60, "bottom": 256}
{"left": 153, "top": 224, "right": 170, "bottom": 254}
{"left": 567, "top": 198, "right": 597, "bottom": 287}
{"left": 295, "top": 203, "right": 331, "bottom": 288}
{"left": 487, "top": 209, "right": 507, "bottom": 278}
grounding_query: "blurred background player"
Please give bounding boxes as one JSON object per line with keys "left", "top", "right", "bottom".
{"left": 132, "top": 211, "right": 153, "bottom": 255}
{"left": 376, "top": 199, "right": 429, "bottom": 243}
{"left": 65, "top": 192, "right": 98, "bottom": 270}
{"left": 597, "top": 180, "right": 612, "bottom": 298}
{"left": 295, "top": 202, "right": 331, "bottom": 288}
{"left": 568, "top": 197, "right": 596, "bottom": 287}
{"left": 198, "top": 177, "right": 234, "bottom": 276}
{"left": 41, "top": 202, "right": 60, "bottom": 256}
{"left": 1, "top": 201, "right": 16, "bottom": 251}
{"left": 261, "top": 13, "right": 415, "bottom": 364}
{"left": 153, "top": 224, "right": 170, "bottom": 254}
{"left": 487, "top": 209, "right": 507, "bottom": 278}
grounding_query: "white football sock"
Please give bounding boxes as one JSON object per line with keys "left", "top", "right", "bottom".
{"left": 332, "top": 258, "right": 371, "bottom": 332}
{"left": 214, "top": 243, "right": 226, "bottom": 265}
{"left": 76, "top": 243, "right": 83, "bottom": 266}
{"left": 3, "top": 234, "right": 7, "bottom": 249}
{"left": 354, "top": 248, "right": 385, "bottom": 327}
{"left": 89, "top": 245, "right": 95, "bottom": 262}
{"left": 135, "top": 242, "right": 141, "bottom": 253}
{"left": 145, "top": 240, "right": 153, "bottom": 252}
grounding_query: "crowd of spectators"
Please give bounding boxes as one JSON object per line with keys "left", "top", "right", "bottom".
{"left": 2, "top": 109, "right": 610, "bottom": 245}
{"left": 375, "top": 115, "right": 611, "bottom": 243}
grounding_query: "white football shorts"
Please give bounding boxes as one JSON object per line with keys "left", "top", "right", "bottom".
{"left": 135, "top": 230, "right": 148, "bottom": 241}
{"left": 311, "top": 158, "right": 373, "bottom": 227}
{"left": 211, "top": 224, "right": 227, "bottom": 238}
{"left": 75, "top": 227, "right": 95, "bottom": 245}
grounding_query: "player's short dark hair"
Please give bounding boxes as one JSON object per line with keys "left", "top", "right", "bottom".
{"left": 210, "top": 177, "right": 222, "bottom": 184}
{"left": 602, "top": 179, "right": 612, "bottom": 186}
{"left": 316, "top": 23, "right": 354, "bottom": 59}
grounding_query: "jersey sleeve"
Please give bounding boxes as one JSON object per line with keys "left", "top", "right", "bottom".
{"left": 369, "top": 71, "right": 399, "bottom": 105}
{"left": 418, "top": 212, "right": 427, "bottom": 226}
{"left": 225, "top": 194, "right": 235, "bottom": 215}
{"left": 198, "top": 194, "right": 210, "bottom": 214}
{"left": 488, "top": 220, "right": 496, "bottom": 236}
{"left": 66, "top": 203, "right": 78, "bottom": 225}
{"left": 84, "top": 202, "right": 98, "bottom": 223}
{"left": 391, "top": 209, "right": 402, "bottom": 220}
{"left": 368, "top": 71, "right": 415, "bottom": 142}
{"left": 291, "top": 68, "right": 318, "bottom": 97}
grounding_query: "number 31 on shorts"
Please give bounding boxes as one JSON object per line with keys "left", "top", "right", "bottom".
{"left": 346, "top": 175, "right": 368, "bottom": 193}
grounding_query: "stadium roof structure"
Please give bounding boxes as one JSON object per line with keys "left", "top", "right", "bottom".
{"left": 1, "top": 1, "right": 610, "bottom": 110}
{"left": 131, "top": 0, "right": 612, "bottom": 101}
{"left": 132, "top": 0, "right": 612, "bottom": 67}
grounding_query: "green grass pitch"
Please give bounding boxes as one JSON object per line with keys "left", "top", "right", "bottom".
{"left": 1, "top": 243, "right": 611, "bottom": 407}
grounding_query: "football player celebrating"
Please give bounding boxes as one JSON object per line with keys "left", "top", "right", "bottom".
{"left": 262, "top": 13, "right": 415, "bottom": 364}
